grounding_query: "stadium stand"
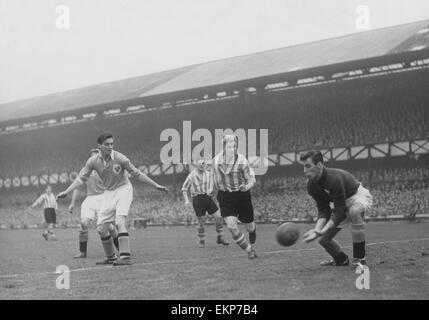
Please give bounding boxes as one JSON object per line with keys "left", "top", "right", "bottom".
{"left": 1, "top": 20, "right": 429, "bottom": 228}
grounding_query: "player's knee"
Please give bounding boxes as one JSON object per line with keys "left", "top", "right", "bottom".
{"left": 244, "top": 222, "right": 255, "bottom": 233}
{"left": 81, "top": 219, "right": 91, "bottom": 229}
{"left": 212, "top": 210, "right": 222, "bottom": 219}
{"left": 197, "top": 216, "right": 206, "bottom": 225}
{"left": 97, "top": 223, "right": 110, "bottom": 237}
{"left": 349, "top": 204, "right": 365, "bottom": 223}
{"left": 225, "top": 218, "right": 239, "bottom": 234}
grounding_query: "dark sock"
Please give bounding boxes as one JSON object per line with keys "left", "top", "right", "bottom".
{"left": 333, "top": 251, "right": 348, "bottom": 264}
{"left": 353, "top": 241, "right": 366, "bottom": 259}
{"left": 79, "top": 241, "right": 87, "bottom": 253}
{"left": 113, "top": 236, "right": 119, "bottom": 251}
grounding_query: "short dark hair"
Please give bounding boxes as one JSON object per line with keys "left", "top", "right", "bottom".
{"left": 89, "top": 148, "right": 99, "bottom": 156}
{"left": 97, "top": 133, "right": 113, "bottom": 145}
{"left": 300, "top": 150, "right": 324, "bottom": 165}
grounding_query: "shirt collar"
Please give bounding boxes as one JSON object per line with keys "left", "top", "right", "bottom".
{"left": 98, "top": 150, "right": 115, "bottom": 164}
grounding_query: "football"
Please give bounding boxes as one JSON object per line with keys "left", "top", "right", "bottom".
{"left": 275, "top": 222, "right": 300, "bottom": 247}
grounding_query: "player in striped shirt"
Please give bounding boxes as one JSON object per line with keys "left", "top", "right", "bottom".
{"left": 57, "top": 133, "right": 168, "bottom": 266}
{"left": 182, "top": 159, "right": 229, "bottom": 248}
{"left": 30, "top": 185, "right": 58, "bottom": 241}
{"left": 212, "top": 135, "right": 258, "bottom": 259}
{"left": 68, "top": 149, "right": 119, "bottom": 259}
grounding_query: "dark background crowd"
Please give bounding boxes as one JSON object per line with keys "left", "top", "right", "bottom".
{"left": 0, "top": 71, "right": 428, "bottom": 228}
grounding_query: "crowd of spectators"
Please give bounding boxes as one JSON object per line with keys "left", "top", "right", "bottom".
{"left": 1, "top": 165, "right": 428, "bottom": 228}
{"left": 1, "top": 73, "right": 428, "bottom": 178}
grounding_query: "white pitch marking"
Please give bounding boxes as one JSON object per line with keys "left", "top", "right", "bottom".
{"left": 0, "top": 237, "right": 428, "bottom": 280}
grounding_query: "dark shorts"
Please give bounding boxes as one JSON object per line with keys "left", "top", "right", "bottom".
{"left": 192, "top": 194, "right": 219, "bottom": 217}
{"left": 216, "top": 190, "right": 254, "bottom": 223}
{"left": 44, "top": 208, "right": 56, "bottom": 224}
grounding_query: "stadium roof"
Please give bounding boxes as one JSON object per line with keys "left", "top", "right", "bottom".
{"left": 1, "top": 19, "right": 429, "bottom": 123}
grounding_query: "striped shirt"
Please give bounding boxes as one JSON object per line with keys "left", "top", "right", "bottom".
{"left": 212, "top": 152, "right": 256, "bottom": 192}
{"left": 79, "top": 150, "right": 141, "bottom": 191}
{"left": 33, "top": 193, "right": 58, "bottom": 209}
{"left": 182, "top": 168, "right": 214, "bottom": 197}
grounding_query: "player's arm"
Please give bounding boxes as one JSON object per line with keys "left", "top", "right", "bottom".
{"left": 181, "top": 174, "right": 192, "bottom": 205}
{"left": 30, "top": 194, "right": 44, "bottom": 208}
{"left": 239, "top": 158, "right": 256, "bottom": 191}
{"left": 303, "top": 185, "right": 332, "bottom": 243}
{"left": 315, "top": 217, "right": 327, "bottom": 233}
{"left": 57, "top": 177, "right": 85, "bottom": 200}
{"left": 317, "top": 179, "right": 347, "bottom": 235}
{"left": 57, "top": 160, "right": 93, "bottom": 200}
{"left": 68, "top": 189, "right": 81, "bottom": 212}
{"left": 122, "top": 157, "right": 168, "bottom": 192}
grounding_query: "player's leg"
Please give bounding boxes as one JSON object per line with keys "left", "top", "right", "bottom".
{"left": 108, "top": 223, "right": 120, "bottom": 251}
{"left": 206, "top": 195, "right": 228, "bottom": 246}
{"left": 95, "top": 222, "right": 117, "bottom": 264}
{"left": 193, "top": 195, "right": 206, "bottom": 247}
{"left": 197, "top": 215, "right": 206, "bottom": 248}
{"left": 218, "top": 190, "right": 254, "bottom": 258}
{"left": 237, "top": 191, "right": 257, "bottom": 258}
{"left": 244, "top": 221, "right": 256, "bottom": 245}
{"left": 348, "top": 185, "right": 372, "bottom": 266}
{"left": 44, "top": 209, "right": 57, "bottom": 241}
{"left": 114, "top": 215, "right": 132, "bottom": 265}
{"left": 224, "top": 216, "right": 255, "bottom": 258}
{"left": 74, "top": 197, "right": 96, "bottom": 258}
{"left": 42, "top": 209, "right": 49, "bottom": 240}
{"left": 318, "top": 228, "right": 349, "bottom": 266}
{"left": 74, "top": 218, "right": 91, "bottom": 258}
{"left": 212, "top": 211, "right": 229, "bottom": 246}
{"left": 349, "top": 203, "right": 367, "bottom": 266}
{"left": 113, "top": 184, "right": 133, "bottom": 266}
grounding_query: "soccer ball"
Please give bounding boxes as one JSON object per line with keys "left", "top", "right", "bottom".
{"left": 275, "top": 222, "right": 300, "bottom": 247}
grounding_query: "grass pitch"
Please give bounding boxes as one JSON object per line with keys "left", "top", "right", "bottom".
{"left": 1, "top": 221, "right": 428, "bottom": 300}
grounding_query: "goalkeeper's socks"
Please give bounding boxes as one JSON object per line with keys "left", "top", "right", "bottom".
{"left": 118, "top": 233, "right": 131, "bottom": 259}
{"left": 333, "top": 251, "right": 349, "bottom": 265}
{"left": 353, "top": 241, "right": 366, "bottom": 259}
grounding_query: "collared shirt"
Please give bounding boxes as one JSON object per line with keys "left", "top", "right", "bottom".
{"left": 78, "top": 150, "right": 142, "bottom": 191}
{"left": 33, "top": 193, "right": 58, "bottom": 210}
{"left": 212, "top": 152, "right": 256, "bottom": 192}
{"left": 182, "top": 168, "right": 214, "bottom": 197}
{"left": 307, "top": 167, "right": 360, "bottom": 226}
